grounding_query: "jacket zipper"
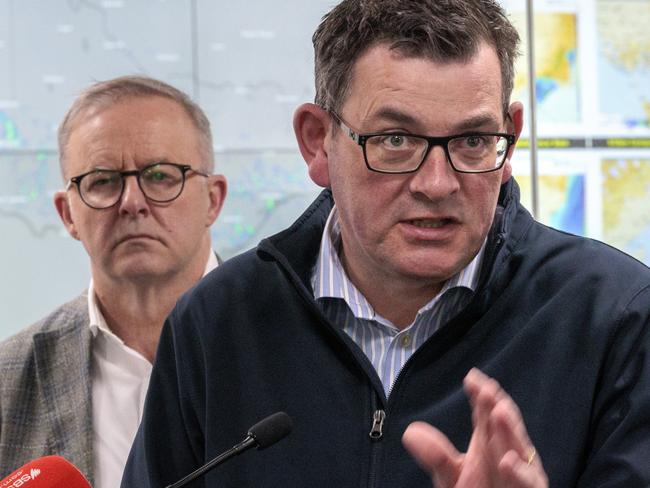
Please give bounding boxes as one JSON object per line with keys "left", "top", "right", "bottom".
{"left": 369, "top": 409, "right": 385, "bottom": 440}
{"left": 366, "top": 408, "right": 385, "bottom": 487}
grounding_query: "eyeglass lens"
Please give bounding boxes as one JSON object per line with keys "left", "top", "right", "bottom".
{"left": 365, "top": 134, "right": 509, "bottom": 172}
{"left": 79, "top": 163, "right": 185, "bottom": 208}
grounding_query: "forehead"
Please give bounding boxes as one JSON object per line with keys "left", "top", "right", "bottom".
{"left": 343, "top": 42, "right": 504, "bottom": 132}
{"left": 63, "top": 96, "right": 201, "bottom": 174}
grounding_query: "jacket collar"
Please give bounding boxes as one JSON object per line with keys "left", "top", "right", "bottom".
{"left": 259, "top": 179, "right": 525, "bottom": 293}
{"left": 258, "top": 189, "right": 334, "bottom": 289}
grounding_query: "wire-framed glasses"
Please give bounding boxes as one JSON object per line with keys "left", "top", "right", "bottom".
{"left": 66, "top": 162, "right": 209, "bottom": 209}
{"left": 330, "top": 112, "right": 515, "bottom": 174}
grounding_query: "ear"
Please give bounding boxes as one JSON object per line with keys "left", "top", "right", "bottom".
{"left": 54, "top": 190, "right": 81, "bottom": 240}
{"left": 501, "top": 101, "right": 524, "bottom": 184}
{"left": 508, "top": 101, "right": 524, "bottom": 142}
{"left": 293, "top": 103, "right": 331, "bottom": 188}
{"left": 204, "top": 174, "right": 227, "bottom": 227}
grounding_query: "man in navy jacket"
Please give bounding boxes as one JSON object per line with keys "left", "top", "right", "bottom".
{"left": 122, "top": 1, "right": 650, "bottom": 487}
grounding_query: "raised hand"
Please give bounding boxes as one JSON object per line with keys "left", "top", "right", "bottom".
{"left": 402, "top": 368, "right": 548, "bottom": 488}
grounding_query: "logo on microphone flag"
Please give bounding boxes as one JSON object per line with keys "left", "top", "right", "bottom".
{"left": 1, "top": 466, "right": 40, "bottom": 487}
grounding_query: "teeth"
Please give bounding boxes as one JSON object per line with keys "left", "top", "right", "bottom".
{"left": 411, "top": 220, "right": 446, "bottom": 228}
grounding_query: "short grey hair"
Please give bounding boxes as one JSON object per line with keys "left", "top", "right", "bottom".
{"left": 58, "top": 75, "right": 214, "bottom": 177}
{"left": 313, "top": 0, "right": 520, "bottom": 116}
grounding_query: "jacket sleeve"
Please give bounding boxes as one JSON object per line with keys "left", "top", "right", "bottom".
{"left": 578, "top": 284, "right": 650, "bottom": 486}
{"left": 121, "top": 308, "right": 207, "bottom": 488}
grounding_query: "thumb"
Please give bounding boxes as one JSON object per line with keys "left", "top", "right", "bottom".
{"left": 402, "top": 421, "right": 463, "bottom": 488}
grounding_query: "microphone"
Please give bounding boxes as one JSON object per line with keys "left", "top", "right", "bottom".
{"left": 166, "top": 411, "right": 293, "bottom": 488}
{"left": 0, "top": 456, "right": 90, "bottom": 488}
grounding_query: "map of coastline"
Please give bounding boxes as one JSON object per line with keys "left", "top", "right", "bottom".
{"left": 602, "top": 158, "right": 650, "bottom": 262}
{"left": 516, "top": 173, "right": 585, "bottom": 236}
{"left": 511, "top": 11, "right": 579, "bottom": 125}
{"left": 597, "top": 0, "right": 650, "bottom": 127}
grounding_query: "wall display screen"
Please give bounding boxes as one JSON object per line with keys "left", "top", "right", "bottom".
{"left": 0, "top": 0, "right": 648, "bottom": 335}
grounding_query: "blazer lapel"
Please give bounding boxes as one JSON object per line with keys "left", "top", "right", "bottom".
{"left": 33, "top": 321, "right": 94, "bottom": 484}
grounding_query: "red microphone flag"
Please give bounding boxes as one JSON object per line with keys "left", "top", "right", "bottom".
{"left": 0, "top": 456, "right": 90, "bottom": 488}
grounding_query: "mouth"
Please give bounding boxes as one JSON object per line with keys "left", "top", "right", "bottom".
{"left": 400, "top": 217, "right": 460, "bottom": 241}
{"left": 408, "top": 219, "right": 453, "bottom": 229}
{"left": 114, "top": 234, "right": 159, "bottom": 247}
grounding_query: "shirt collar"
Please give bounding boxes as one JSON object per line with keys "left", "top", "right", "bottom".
{"left": 312, "top": 206, "right": 485, "bottom": 319}
{"left": 88, "top": 249, "right": 219, "bottom": 339}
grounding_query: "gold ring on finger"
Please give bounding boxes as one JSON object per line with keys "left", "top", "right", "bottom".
{"left": 527, "top": 448, "right": 536, "bottom": 466}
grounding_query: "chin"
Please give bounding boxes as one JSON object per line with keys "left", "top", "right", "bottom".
{"left": 113, "top": 262, "right": 168, "bottom": 280}
{"left": 395, "top": 254, "right": 467, "bottom": 283}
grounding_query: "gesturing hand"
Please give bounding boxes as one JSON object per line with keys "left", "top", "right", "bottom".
{"left": 402, "top": 368, "right": 548, "bottom": 488}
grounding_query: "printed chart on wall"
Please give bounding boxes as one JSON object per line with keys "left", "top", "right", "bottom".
{"left": 506, "top": 0, "right": 650, "bottom": 266}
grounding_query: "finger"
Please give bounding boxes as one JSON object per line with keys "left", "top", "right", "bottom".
{"left": 465, "top": 369, "right": 523, "bottom": 474}
{"left": 402, "top": 421, "right": 463, "bottom": 488}
{"left": 464, "top": 368, "right": 506, "bottom": 414}
{"left": 485, "top": 386, "right": 548, "bottom": 487}
{"left": 488, "top": 386, "right": 539, "bottom": 468}
{"left": 499, "top": 449, "right": 548, "bottom": 488}
{"left": 462, "top": 367, "right": 486, "bottom": 405}
{"left": 464, "top": 368, "right": 503, "bottom": 445}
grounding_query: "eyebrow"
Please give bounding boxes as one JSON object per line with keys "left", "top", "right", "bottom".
{"left": 367, "top": 108, "right": 503, "bottom": 133}
{"left": 369, "top": 108, "right": 419, "bottom": 126}
{"left": 452, "top": 113, "right": 502, "bottom": 132}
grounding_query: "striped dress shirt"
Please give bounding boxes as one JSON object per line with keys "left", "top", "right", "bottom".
{"left": 311, "top": 207, "right": 485, "bottom": 397}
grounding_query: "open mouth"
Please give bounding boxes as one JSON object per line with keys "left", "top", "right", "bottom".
{"left": 408, "top": 219, "right": 452, "bottom": 229}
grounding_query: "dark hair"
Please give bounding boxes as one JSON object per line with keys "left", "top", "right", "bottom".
{"left": 313, "top": 0, "right": 520, "bottom": 115}
{"left": 58, "top": 75, "right": 214, "bottom": 177}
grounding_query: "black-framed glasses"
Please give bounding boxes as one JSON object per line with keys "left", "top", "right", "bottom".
{"left": 66, "top": 162, "right": 209, "bottom": 209}
{"left": 330, "top": 112, "right": 515, "bottom": 174}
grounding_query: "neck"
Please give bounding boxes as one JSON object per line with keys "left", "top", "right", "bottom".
{"left": 92, "top": 251, "right": 210, "bottom": 363}
{"left": 340, "top": 252, "right": 443, "bottom": 330}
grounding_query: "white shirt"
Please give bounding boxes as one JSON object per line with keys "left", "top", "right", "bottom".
{"left": 89, "top": 251, "right": 218, "bottom": 488}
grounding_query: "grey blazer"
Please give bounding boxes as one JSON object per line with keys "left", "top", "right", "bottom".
{"left": 0, "top": 294, "right": 94, "bottom": 485}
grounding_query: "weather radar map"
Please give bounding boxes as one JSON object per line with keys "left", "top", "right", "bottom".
{"left": 0, "top": 0, "right": 327, "bottom": 332}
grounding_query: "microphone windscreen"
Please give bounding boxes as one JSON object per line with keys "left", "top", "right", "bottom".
{"left": 247, "top": 411, "right": 293, "bottom": 449}
{"left": 0, "top": 455, "right": 90, "bottom": 488}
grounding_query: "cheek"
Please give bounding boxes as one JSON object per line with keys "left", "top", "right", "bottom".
{"left": 69, "top": 211, "right": 97, "bottom": 240}
{"left": 68, "top": 203, "right": 117, "bottom": 247}
{"left": 329, "top": 145, "right": 406, "bottom": 234}
{"left": 156, "top": 206, "right": 200, "bottom": 243}
{"left": 464, "top": 177, "right": 502, "bottom": 229}
{"left": 333, "top": 173, "right": 383, "bottom": 223}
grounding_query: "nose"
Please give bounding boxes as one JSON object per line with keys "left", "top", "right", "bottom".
{"left": 407, "top": 145, "right": 460, "bottom": 200}
{"left": 118, "top": 174, "right": 150, "bottom": 217}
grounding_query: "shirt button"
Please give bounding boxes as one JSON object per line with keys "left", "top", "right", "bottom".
{"left": 400, "top": 334, "right": 412, "bottom": 348}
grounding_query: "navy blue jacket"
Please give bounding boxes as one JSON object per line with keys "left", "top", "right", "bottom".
{"left": 122, "top": 180, "right": 650, "bottom": 487}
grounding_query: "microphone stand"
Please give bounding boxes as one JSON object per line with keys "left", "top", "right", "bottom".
{"left": 165, "top": 435, "right": 257, "bottom": 488}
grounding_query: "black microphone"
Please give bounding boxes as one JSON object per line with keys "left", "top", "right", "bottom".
{"left": 165, "top": 411, "right": 293, "bottom": 488}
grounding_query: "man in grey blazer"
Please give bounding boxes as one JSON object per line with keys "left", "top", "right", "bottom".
{"left": 0, "top": 76, "right": 227, "bottom": 487}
